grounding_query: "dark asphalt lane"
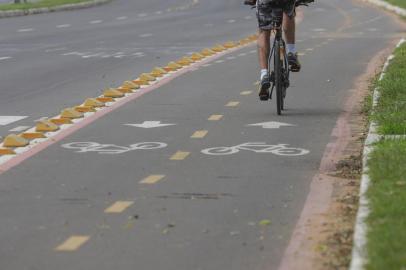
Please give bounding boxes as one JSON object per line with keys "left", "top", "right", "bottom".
{"left": 0, "top": 0, "right": 404, "bottom": 269}
{"left": 0, "top": 0, "right": 255, "bottom": 137}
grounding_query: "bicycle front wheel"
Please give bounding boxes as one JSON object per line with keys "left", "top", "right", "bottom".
{"left": 274, "top": 40, "right": 283, "bottom": 115}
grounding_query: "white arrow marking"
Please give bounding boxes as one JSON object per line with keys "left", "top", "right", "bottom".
{"left": 247, "top": 121, "right": 295, "bottom": 129}
{"left": 124, "top": 121, "right": 176, "bottom": 129}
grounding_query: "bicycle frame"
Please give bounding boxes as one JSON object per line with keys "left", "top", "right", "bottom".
{"left": 267, "top": 8, "right": 290, "bottom": 102}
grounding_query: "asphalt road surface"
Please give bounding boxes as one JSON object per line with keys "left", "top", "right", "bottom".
{"left": 0, "top": 0, "right": 404, "bottom": 269}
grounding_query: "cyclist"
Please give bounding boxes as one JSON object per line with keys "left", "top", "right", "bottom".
{"left": 244, "top": 0, "right": 306, "bottom": 100}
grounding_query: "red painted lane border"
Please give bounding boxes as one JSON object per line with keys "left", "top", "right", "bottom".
{"left": 0, "top": 43, "right": 254, "bottom": 175}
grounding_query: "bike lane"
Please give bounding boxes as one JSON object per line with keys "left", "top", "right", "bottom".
{"left": 0, "top": 0, "right": 403, "bottom": 269}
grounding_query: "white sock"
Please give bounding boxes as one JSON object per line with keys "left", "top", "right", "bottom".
{"left": 260, "top": 69, "right": 268, "bottom": 80}
{"left": 287, "top": 44, "right": 296, "bottom": 54}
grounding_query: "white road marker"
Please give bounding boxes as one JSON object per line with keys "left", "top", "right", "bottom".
{"left": 18, "top": 28, "right": 34, "bottom": 32}
{"left": 90, "top": 20, "right": 103, "bottom": 24}
{"left": 202, "top": 142, "right": 309, "bottom": 156}
{"left": 227, "top": 19, "right": 236, "bottom": 23}
{"left": 124, "top": 121, "right": 176, "bottom": 128}
{"left": 57, "top": 24, "right": 71, "bottom": 28}
{"left": 116, "top": 16, "right": 128, "bottom": 20}
{"left": 138, "top": 13, "right": 147, "bottom": 17}
{"left": 0, "top": 116, "right": 28, "bottom": 126}
{"left": 9, "top": 126, "right": 30, "bottom": 132}
{"left": 247, "top": 121, "right": 296, "bottom": 129}
{"left": 0, "top": 57, "right": 12, "bottom": 61}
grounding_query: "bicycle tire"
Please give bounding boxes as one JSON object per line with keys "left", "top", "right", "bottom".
{"left": 274, "top": 40, "right": 283, "bottom": 115}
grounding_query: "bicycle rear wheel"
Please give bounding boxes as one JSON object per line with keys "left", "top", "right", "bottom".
{"left": 274, "top": 40, "right": 283, "bottom": 115}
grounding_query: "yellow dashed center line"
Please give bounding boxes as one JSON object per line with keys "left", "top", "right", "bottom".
{"left": 140, "top": 174, "right": 165, "bottom": 184}
{"left": 226, "top": 101, "right": 240, "bottom": 107}
{"left": 191, "top": 130, "right": 208, "bottom": 138}
{"left": 208, "top": 114, "right": 223, "bottom": 121}
{"left": 170, "top": 151, "right": 190, "bottom": 160}
{"left": 55, "top": 236, "right": 90, "bottom": 251}
{"left": 104, "top": 201, "right": 134, "bottom": 213}
{"left": 240, "top": 91, "right": 253, "bottom": 95}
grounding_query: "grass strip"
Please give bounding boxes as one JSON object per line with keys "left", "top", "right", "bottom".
{"left": 0, "top": 0, "right": 92, "bottom": 11}
{"left": 385, "top": 0, "right": 406, "bottom": 9}
{"left": 373, "top": 43, "right": 406, "bottom": 134}
{"left": 366, "top": 139, "right": 406, "bottom": 270}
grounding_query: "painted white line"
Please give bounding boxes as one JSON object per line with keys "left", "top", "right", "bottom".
{"left": 215, "top": 60, "right": 224, "bottom": 63}
{"left": 62, "top": 52, "right": 86, "bottom": 56}
{"left": 244, "top": 15, "right": 252, "bottom": 20}
{"left": 155, "top": 11, "right": 163, "bottom": 15}
{"left": 227, "top": 19, "right": 236, "bottom": 23}
{"left": 116, "top": 16, "right": 128, "bottom": 20}
{"left": 227, "top": 56, "right": 236, "bottom": 60}
{"left": 57, "top": 24, "right": 71, "bottom": 28}
{"left": 138, "top": 13, "right": 147, "bottom": 17}
{"left": 18, "top": 28, "right": 34, "bottom": 32}
{"left": 9, "top": 126, "right": 30, "bottom": 132}
{"left": 248, "top": 50, "right": 256, "bottom": 54}
{"left": 0, "top": 57, "right": 12, "bottom": 61}
{"left": 82, "top": 53, "right": 104, "bottom": 58}
{"left": 90, "top": 20, "right": 103, "bottom": 24}
{"left": 312, "top": 28, "right": 326, "bottom": 32}
{"left": 0, "top": 116, "right": 28, "bottom": 126}
{"left": 238, "top": 53, "right": 247, "bottom": 57}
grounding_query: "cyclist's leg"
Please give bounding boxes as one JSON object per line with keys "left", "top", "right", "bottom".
{"left": 256, "top": 1, "right": 273, "bottom": 99}
{"left": 283, "top": 5, "right": 301, "bottom": 72}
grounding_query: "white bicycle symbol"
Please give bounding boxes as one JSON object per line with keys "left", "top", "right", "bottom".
{"left": 201, "top": 142, "right": 310, "bottom": 156}
{"left": 61, "top": 142, "right": 167, "bottom": 154}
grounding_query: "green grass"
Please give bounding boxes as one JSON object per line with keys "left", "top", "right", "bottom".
{"left": 385, "top": 0, "right": 406, "bottom": 9}
{"left": 0, "top": 0, "right": 92, "bottom": 11}
{"left": 366, "top": 140, "right": 406, "bottom": 270}
{"left": 373, "top": 43, "right": 406, "bottom": 134}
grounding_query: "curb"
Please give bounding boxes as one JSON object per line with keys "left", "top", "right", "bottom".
{"left": 349, "top": 38, "right": 405, "bottom": 270}
{"left": 362, "top": 0, "right": 406, "bottom": 17}
{"left": 0, "top": 0, "right": 112, "bottom": 19}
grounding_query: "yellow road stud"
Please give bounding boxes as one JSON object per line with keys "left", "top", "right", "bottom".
{"left": 84, "top": 98, "right": 104, "bottom": 108}
{"left": 139, "top": 73, "right": 156, "bottom": 82}
{"left": 3, "top": 134, "right": 29, "bottom": 147}
{"left": 61, "top": 108, "right": 84, "bottom": 119}
{"left": 133, "top": 79, "right": 149, "bottom": 86}
{"left": 167, "top": 61, "right": 182, "bottom": 70}
{"left": 50, "top": 118, "right": 73, "bottom": 125}
{"left": 117, "top": 87, "right": 133, "bottom": 94}
{"left": 177, "top": 57, "right": 193, "bottom": 66}
{"left": 151, "top": 67, "right": 167, "bottom": 77}
{"left": 75, "top": 106, "right": 96, "bottom": 113}
{"left": 212, "top": 45, "right": 226, "bottom": 52}
{"left": 20, "top": 132, "right": 46, "bottom": 140}
{"left": 223, "top": 41, "right": 237, "bottom": 48}
{"left": 36, "top": 119, "right": 60, "bottom": 132}
{"left": 104, "top": 88, "right": 124, "bottom": 98}
{"left": 96, "top": 97, "right": 114, "bottom": 103}
{"left": 0, "top": 148, "right": 16, "bottom": 155}
{"left": 122, "top": 81, "right": 140, "bottom": 89}
{"left": 190, "top": 53, "right": 204, "bottom": 61}
{"left": 201, "top": 48, "right": 216, "bottom": 56}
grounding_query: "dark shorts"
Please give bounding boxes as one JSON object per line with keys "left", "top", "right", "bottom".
{"left": 256, "top": 0, "right": 296, "bottom": 30}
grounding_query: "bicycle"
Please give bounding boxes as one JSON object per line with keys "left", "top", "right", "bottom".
{"left": 246, "top": 0, "right": 314, "bottom": 115}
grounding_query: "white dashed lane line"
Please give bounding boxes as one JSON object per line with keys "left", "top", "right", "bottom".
{"left": 57, "top": 24, "right": 71, "bottom": 28}
{"left": 116, "top": 16, "right": 128, "bottom": 20}
{"left": 0, "top": 116, "right": 28, "bottom": 126}
{"left": 18, "top": 28, "right": 34, "bottom": 32}
{"left": 0, "top": 57, "right": 12, "bottom": 61}
{"left": 137, "top": 13, "right": 148, "bottom": 17}
{"left": 9, "top": 126, "right": 30, "bottom": 132}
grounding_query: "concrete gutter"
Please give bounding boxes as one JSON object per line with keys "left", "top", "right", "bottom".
{"left": 362, "top": 0, "right": 406, "bottom": 17}
{"left": 0, "top": 0, "right": 112, "bottom": 19}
